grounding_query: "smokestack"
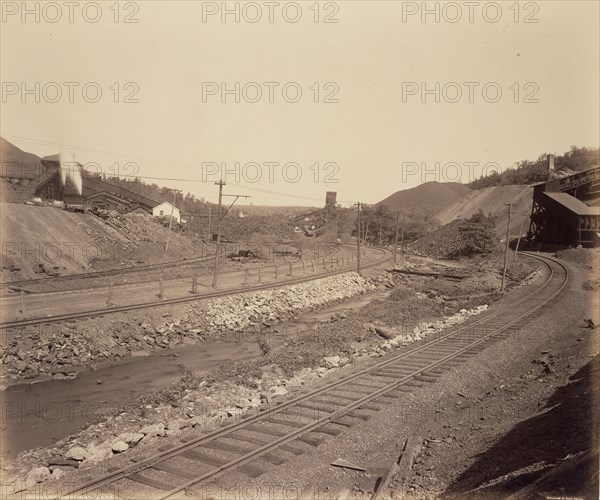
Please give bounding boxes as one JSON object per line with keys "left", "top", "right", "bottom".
{"left": 547, "top": 154, "right": 555, "bottom": 172}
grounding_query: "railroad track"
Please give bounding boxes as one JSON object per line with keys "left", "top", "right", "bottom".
{"left": 1, "top": 247, "right": 387, "bottom": 329}
{"left": 1, "top": 241, "right": 342, "bottom": 291}
{"left": 58, "top": 252, "right": 568, "bottom": 499}
{"left": 0, "top": 252, "right": 214, "bottom": 291}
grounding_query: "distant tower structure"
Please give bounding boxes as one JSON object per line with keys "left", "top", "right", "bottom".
{"left": 325, "top": 191, "right": 337, "bottom": 213}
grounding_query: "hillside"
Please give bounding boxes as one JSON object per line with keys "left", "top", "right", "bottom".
{"left": 0, "top": 137, "right": 43, "bottom": 171}
{"left": 376, "top": 181, "right": 471, "bottom": 213}
{"left": 0, "top": 205, "right": 202, "bottom": 281}
{"left": 436, "top": 185, "right": 533, "bottom": 238}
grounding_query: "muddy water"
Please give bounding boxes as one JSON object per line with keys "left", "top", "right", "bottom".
{"left": 1, "top": 291, "right": 387, "bottom": 456}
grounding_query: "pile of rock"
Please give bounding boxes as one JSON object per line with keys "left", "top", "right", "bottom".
{"left": 1, "top": 318, "right": 207, "bottom": 380}
{"left": 2, "top": 273, "right": 374, "bottom": 381}
{"left": 200, "top": 272, "right": 375, "bottom": 334}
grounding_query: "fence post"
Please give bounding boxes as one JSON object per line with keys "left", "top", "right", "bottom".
{"left": 311, "top": 260, "right": 316, "bottom": 272}
{"left": 158, "top": 278, "right": 164, "bottom": 299}
{"left": 289, "top": 261, "right": 293, "bottom": 276}
{"left": 191, "top": 275, "right": 198, "bottom": 294}
{"left": 275, "top": 263, "right": 278, "bottom": 279}
{"left": 302, "top": 260, "right": 306, "bottom": 274}
{"left": 20, "top": 290, "right": 26, "bottom": 313}
{"left": 258, "top": 267, "right": 262, "bottom": 283}
{"left": 322, "top": 258, "right": 326, "bottom": 270}
{"left": 244, "top": 269, "right": 249, "bottom": 285}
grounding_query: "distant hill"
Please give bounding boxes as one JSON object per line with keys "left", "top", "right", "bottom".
{"left": 376, "top": 181, "right": 471, "bottom": 213}
{"left": 0, "top": 137, "right": 44, "bottom": 176}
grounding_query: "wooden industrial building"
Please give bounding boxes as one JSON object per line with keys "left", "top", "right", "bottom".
{"left": 529, "top": 166, "right": 600, "bottom": 248}
{"left": 33, "top": 155, "right": 158, "bottom": 214}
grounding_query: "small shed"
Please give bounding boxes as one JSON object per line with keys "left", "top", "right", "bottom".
{"left": 152, "top": 201, "right": 181, "bottom": 223}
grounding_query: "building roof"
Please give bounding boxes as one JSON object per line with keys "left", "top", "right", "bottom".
{"left": 153, "top": 201, "right": 180, "bottom": 210}
{"left": 543, "top": 192, "right": 600, "bottom": 216}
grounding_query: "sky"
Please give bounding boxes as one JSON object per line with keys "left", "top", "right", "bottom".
{"left": 1, "top": 0, "right": 599, "bottom": 206}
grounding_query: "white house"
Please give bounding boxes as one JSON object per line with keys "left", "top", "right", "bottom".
{"left": 152, "top": 201, "right": 181, "bottom": 223}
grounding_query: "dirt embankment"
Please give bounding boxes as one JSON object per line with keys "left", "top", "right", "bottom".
{"left": 0, "top": 205, "right": 202, "bottom": 281}
{"left": 436, "top": 185, "right": 533, "bottom": 238}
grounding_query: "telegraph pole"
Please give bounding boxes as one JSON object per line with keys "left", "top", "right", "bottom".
{"left": 212, "top": 180, "right": 225, "bottom": 288}
{"left": 393, "top": 211, "right": 400, "bottom": 267}
{"left": 514, "top": 213, "right": 528, "bottom": 260}
{"left": 165, "top": 188, "right": 182, "bottom": 252}
{"left": 211, "top": 181, "right": 250, "bottom": 288}
{"left": 400, "top": 213, "right": 406, "bottom": 254}
{"left": 356, "top": 202, "right": 362, "bottom": 275}
{"left": 501, "top": 202, "right": 512, "bottom": 292}
{"left": 207, "top": 204, "right": 212, "bottom": 236}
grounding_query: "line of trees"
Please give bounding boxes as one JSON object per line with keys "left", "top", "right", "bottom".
{"left": 353, "top": 205, "right": 441, "bottom": 245}
{"left": 468, "top": 146, "right": 600, "bottom": 190}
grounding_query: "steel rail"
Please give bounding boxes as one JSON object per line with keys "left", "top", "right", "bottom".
{"left": 59, "top": 252, "right": 568, "bottom": 499}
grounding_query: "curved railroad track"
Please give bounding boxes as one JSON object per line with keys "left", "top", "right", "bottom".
{"left": 0, "top": 251, "right": 214, "bottom": 290}
{"left": 1, "top": 247, "right": 388, "bottom": 329}
{"left": 0, "top": 240, "right": 342, "bottom": 292}
{"left": 57, "top": 252, "right": 568, "bottom": 499}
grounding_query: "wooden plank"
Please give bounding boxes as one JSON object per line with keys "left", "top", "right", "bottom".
{"left": 396, "top": 436, "right": 422, "bottom": 481}
{"left": 152, "top": 461, "right": 198, "bottom": 479}
{"left": 181, "top": 449, "right": 229, "bottom": 467}
{"left": 126, "top": 473, "right": 172, "bottom": 491}
{"left": 371, "top": 436, "right": 421, "bottom": 500}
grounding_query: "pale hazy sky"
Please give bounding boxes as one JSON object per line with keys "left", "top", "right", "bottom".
{"left": 1, "top": 1, "right": 598, "bottom": 205}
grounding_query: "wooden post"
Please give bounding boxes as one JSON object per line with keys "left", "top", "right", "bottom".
{"left": 393, "top": 211, "right": 400, "bottom": 268}
{"left": 258, "top": 267, "right": 262, "bottom": 283}
{"left": 289, "top": 261, "right": 293, "bottom": 276}
{"left": 191, "top": 275, "right": 197, "bottom": 294}
{"left": 212, "top": 180, "right": 225, "bottom": 288}
{"left": 356, "top": 202, "right": 362, "bottom": 275}
{"left": 275, "top": 262, "right": 278, "bottom": 279}
{"left": 158, "top": 277, "right": 164, "bottom": 299}
{"left": 302, "top": 260, "right": 306, "bottom": 274}
{"left": 311, "top": 260, "right": 316, "bottom": 272}
{"left": 322, "top": 258, "right": 326, "bottom": 270}
{"left": 20, "top": 290, "right": 26, "bottom": 313}
{"left": 514, "top": 214, "right": 527, "bottom": 260}
{"left": 501, "top": 202, "right": 512, "bottom": 292}
{"left": 244, "top": 269, "right": 249, "bottom": 285}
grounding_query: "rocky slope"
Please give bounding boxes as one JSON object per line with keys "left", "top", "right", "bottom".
{"left": 436, "top": 185, "right": 533, "bottom": 238}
